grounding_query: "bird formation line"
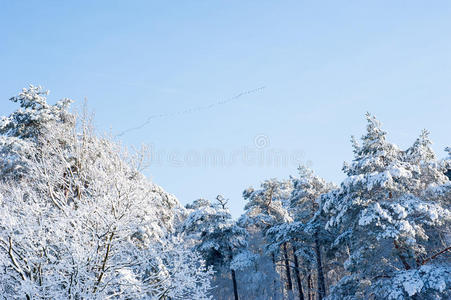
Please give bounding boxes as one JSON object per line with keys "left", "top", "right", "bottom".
{"left": 116, "top": 86, "right": 266, "bottom": 137}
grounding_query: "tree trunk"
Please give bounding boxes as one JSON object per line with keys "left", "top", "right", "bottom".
{"left": 283, "top": 242, "right": 294, "bottom": 300}
{"left": 292, "top": 246, "right": 305, "bottom": 300}
{"left": 231, "top": 269, "right": 239, "bottom": 300}
{"left": 314, "top": 234, "right": 326, "bottom": 300}
{"left": 272, "top": 253, "right": 279, "bottom": 300}
{"left": 308, "top": 274, "right": 314, "bottom": 300}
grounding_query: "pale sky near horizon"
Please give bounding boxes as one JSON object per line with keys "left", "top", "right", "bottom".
{"left": 1, "top": 1, "right": 450, "bottom": 217}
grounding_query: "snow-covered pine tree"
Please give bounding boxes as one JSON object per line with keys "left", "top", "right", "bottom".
{"left": 0, "top": 85, "right": 73, "bottom": 179}
{"left": 323, "top": 113, "right": 451, "bottom": 300}
{"left": 266, "top": 166, "right": 336, "bottom": 300}
{"left": 291, "top": 166, "right": 337, "bottom": 300}
{"left": 182, "top": 196, "right": 250, "bottom": 300}
{"left": 240, "top": 178, "right": 296, "bottom": 299}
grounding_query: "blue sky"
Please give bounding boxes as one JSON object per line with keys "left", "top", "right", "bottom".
{"left": 1, "top": 1, "right": 450, "bottom": 217}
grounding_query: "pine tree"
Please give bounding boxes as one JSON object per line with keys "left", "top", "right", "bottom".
{"left": 266, "top": 167, "right": 336, "bottom": 300}
{"left": 0, "top": 85, "right": 73, "bottom": 179}
{"left": 240, "top": 178, "right": 296, "bottom": 299}
{"left": 323, "top": 114, "right": 451, "bottom": 299}
{"left": 182, "top": 197, "right": 250, "bottom": 300}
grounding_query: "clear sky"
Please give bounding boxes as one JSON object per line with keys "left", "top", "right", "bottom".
{"left": 1, "top": 1, "right": 450, "bottom": 217}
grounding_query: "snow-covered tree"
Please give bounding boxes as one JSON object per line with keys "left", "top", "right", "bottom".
{"left": 182, "top": 197, "right": 250, "bottom": 300}
{"left": 0, "top": 85, "right": 73, "bottom": 179}
{"left": 239, "top": 179, "right": 297, "bottom": 299}
{"left": 241, "top": 179, "right": 293, "bottom": 228}
{"left": 403, "top": 129, "right": 450, "bottom": 196}
{"left": 266, "top": 167, "right": 336, "bottom": 300}
{"left": 289, "top": 166, "right": 333, "bottom": 223}
{"left": 0, "top": 86, "right": 213, "bottom": 299}
{"left": 323, "top": 113, "right": 451, "bottom": 299}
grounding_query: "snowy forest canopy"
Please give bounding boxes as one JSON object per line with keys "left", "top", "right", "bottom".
{"left": 0, "top": 86, "right": 450, "bottom": 300}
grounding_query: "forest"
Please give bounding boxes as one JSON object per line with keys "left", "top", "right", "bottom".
{"left": 0, "top": 86, "right": 450, "bottom": 300}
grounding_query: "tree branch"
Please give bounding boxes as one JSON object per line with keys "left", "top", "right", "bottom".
{"left": 7, "top": 236, "right": 26, "bottom": 281}
{"left": 93, "top": 232, "right": 114, "bottom": 293}
{"left": 420, "top": 246, "right": 450, "bottom": 265}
